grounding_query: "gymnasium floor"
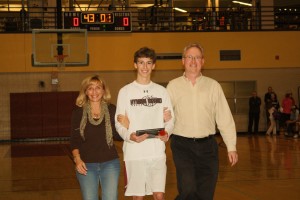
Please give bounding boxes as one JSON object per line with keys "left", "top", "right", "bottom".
{"left": 0, "top": 133, "right": 299, "bottom": 200}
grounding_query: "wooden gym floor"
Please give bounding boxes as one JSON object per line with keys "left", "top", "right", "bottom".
{"left": 0, "top": 133, "right": 299, "bottom": 200}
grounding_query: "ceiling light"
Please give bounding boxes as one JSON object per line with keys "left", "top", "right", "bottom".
{"left": 173, "top": 7, "right": 187, "bottom": 13}
{"left": 130, "top": 4, "right": 154, "bottom": 8}
{"left": 232, "top": 1, "right": 252, "bottom": 6}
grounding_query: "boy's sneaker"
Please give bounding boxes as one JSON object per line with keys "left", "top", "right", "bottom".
{"left": 293, "top": 134, "right": 298, "bottom": 138}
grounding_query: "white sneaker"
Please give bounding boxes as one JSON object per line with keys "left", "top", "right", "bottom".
{"left": 294, "top": 134, "right": 298, "bottom": 138}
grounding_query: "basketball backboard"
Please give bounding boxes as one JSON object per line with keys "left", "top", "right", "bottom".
{"left": 32, "top": 29, "right": 88, "bottom": 66}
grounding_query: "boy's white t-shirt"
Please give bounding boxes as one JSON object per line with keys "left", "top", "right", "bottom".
{"left": 115, "top": 81, "right": 174, "bottom": 161}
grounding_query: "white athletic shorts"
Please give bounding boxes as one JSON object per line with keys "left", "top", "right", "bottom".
{"left": 124, "top": 157, "right": 167, "bottom": 196}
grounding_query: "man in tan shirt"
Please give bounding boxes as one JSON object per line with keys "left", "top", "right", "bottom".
{"left": 167, "top": 43, "right": 238, "bottom": 200}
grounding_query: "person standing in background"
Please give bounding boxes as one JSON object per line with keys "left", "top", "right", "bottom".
{"left": 281, "top": 92, "right": 295, "bottom": 132}
{"left": 264, "top": 86, "right": 277, "bottom": 125}
{"left": 167, "top": 43, "right": 238, "bottom": 200}
{"left": 248, "top": 91, "right": 261, "bottom": 134}
{"left": 264, "top": 87, "right": 277, "bottom": 104}
{"left": 268, "top": 93, "right": 280, "bottom": 134}
{"left": 266, "top": 103, "right": 278, "bottom": 136}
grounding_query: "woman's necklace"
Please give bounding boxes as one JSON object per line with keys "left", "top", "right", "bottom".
{"left": 92, "top": 112, "right": 100, "bottom": 119}
{"left": 87, "top": 103, "right": 104, "bottom": 125}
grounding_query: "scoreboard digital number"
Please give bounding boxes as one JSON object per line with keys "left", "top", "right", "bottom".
{"left": 63, "top": 11, "right": 132, "bottom": 32}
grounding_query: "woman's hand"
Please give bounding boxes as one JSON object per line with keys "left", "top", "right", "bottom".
{"left": 117, "top": 112, "right": 129, "bottom": 129}
{"left": 74, "top": 155, "right": 87, "bottom": 175}
{"left": 163, "top": 107, "right": 172, "bottom": 122}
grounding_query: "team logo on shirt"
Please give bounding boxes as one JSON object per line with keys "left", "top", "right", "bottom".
{"left": 130, "top": 95, "right": 162, "bottom": 107}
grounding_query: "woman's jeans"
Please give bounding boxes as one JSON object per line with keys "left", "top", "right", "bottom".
{"left": 76, "top": 158, "right": 120, "bottom": 200}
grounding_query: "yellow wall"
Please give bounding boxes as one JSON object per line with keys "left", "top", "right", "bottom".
{"left": 1, "top": 31, "right": 300, "bottom": 73}
{"left": 1, "top": 31, "right": 300, "bottom": 139}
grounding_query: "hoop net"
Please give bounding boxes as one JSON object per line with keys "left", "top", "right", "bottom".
{"left": 54, "top": 55, "right": 68, "bottom": 71}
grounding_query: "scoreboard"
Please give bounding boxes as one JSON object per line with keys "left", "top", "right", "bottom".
{"left": 63, "top": 11, "right": 132, "bottom": 32}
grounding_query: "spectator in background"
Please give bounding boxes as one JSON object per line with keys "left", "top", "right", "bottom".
{"left": 268, "top": 93, "right": 280, "bottom": 134}
{"left": 264, "top": 86, "right": 277, "bottom": 104}
{"left": 285, "top": 105, "right": 299, "bottom": 137}
{"left": 269, "top": 93, "right": 280, "bottom": 110}
{"left": 266, "top": 103, "right": 277, "bottom": 136}
{"left": 248, "top": 91, "right": 261, "bottom": 134}
{"left": 264, "top": 86, "right": 277, "bottom": 125}
{"left": 280, "top": 92, "right": 295, "bottom": 131}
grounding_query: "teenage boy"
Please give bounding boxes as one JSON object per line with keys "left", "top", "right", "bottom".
{"left": 115, "top": 47, "right": 174, "bottom": 200}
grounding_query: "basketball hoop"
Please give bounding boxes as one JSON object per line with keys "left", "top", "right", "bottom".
{"left": 54, "top": 54, "right": 68, "bottom": 71}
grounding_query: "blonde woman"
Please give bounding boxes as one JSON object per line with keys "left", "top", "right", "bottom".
{"left": 70, "top": 75, "right": 125, "bottom": 200}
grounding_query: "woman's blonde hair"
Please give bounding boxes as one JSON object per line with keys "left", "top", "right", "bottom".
{"left": 76, "top": 75, "right": 111, "bottom": 107}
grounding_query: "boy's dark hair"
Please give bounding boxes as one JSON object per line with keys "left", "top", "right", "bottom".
{"left": 134, "top": 47, "right": 157, "bottom": 64}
